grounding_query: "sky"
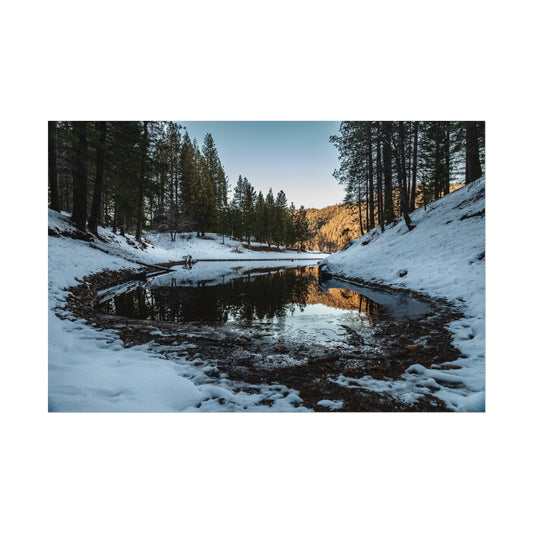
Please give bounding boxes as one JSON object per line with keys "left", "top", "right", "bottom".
{"left": 179, "top": 121, "right": 344, "bottom": 209}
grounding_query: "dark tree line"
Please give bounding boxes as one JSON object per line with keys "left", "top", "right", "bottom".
{"left": 229, "top": 176, "right": 309, "bottom": 249}
{"left": 330, "top": 121, "right": 485, "bottom": 235}
{"left": 48, "top": 121, "right": 310, "bottom": 248}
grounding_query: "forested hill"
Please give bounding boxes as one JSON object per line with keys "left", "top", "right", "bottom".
{"left": 304, "top": 204, "right": 356, "bottom": 252}
{"left": 305, "top": 184, "right": 465, "bottom": 253}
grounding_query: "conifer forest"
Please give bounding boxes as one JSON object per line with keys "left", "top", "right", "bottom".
{"left": 48, "top": 121, "right": 310, "bottom": 249}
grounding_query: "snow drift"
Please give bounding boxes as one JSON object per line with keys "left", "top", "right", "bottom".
{"left": 48, "top": 210, "right": 325, "bottom": 412}
{"left": 319, "top": 178, "right": 485, "bottom": 411}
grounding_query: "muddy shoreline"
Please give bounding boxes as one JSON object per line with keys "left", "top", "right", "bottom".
{"left": 60, "top": 264, "right": 465, "bottom": 411}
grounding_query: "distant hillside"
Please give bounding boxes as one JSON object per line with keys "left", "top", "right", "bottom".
{"left": 305, "top": 184, "right": 464, "bottom": 252}
{"left": 304, "top": 204, "right": 357, "bottom": 252}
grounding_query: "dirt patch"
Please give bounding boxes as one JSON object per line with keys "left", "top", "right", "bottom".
{"left": 49, "top": 227, "right": 94, "bottom": 241}
{"left": 242, "top": 244, "right": 287, "bottom": 253}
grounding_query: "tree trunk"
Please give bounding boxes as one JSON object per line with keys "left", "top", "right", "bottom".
{"left": 406, "top": 125, "right": 412, "bottom": 204}
{"left": 444, "top": 122, "right": 450, "bottom": 195}
{"left": 100, "top": 194, "right": 105, "bottom": 227}
{"left": 382, "top": 122, "right": 394, "bottom": 224}
{"left": 71, "top": 121, "right": 88, "bottom": 232}
{"left": 136, "top": 121, "right": 149, "bottom": 242}
{"left": 357, "top": 183, "right": 364, "bottom": 236}
{"left": 113, "top": 196, "right": 118, "bottom": 233}
{"left": 465, "top": 121, "right": 482, "bottom": 184}
{"left": 48, "top": 121, "right": 61, "bottom": 211}
{"left": 409, "top": 121, "right": 418, "bottom": 211}
{"left": 367, "top": 124, "right": 375, "bottom": 229}
{"left": 88, "top": 121, "right": 107, "bottom": 235}
{"left": 434, "top": 124, "right": 441, "bottom": 201}
{"left": 396, "top": 122, "right": 414, "bottom": 231}
{"left": 376, "top": 134, "right": 384, "bottom": 231}
{"left": 365, "top": 171, "right": 369, "bottom": 232}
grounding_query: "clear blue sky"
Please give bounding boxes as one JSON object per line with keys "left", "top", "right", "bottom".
{"left": 179, "top": 121, "right": 344, "bottom": 209}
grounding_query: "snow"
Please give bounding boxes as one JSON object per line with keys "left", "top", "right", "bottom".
{"left": 146, "top": 230, "right": 326, "bottom": 262}
{"left": 319, "top": 178, "right": 486, "bottom": 411}
{"left": 49, "top": 178, "right": 486, "bottom": 413}
{"left": 48, "top": 210, "right": 327, "bottom": 412}
{"left": 316, "top": 399, "right": 344, "bottom": 410}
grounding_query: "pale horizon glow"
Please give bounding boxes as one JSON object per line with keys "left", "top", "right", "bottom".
{"left": 179, "top": 121, "right": 344, "bottom": 209}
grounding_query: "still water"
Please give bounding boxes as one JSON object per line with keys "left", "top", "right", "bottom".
{"left": 98, "top": 264, "right": 430, "bottom": 328}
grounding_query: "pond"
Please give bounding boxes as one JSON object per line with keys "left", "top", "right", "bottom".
{"left": 97, "top": 262, "right": 431, "bottom": 354}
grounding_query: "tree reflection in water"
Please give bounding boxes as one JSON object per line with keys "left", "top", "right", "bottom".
{"left": 103, "top": 266, "right": 383, "bottom": 324}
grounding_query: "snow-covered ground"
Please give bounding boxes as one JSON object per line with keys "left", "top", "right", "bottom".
{"left": 319, "top": 178, "right": 486, "bottom": 411}
{"left": 48, "top": 210, "right": 326, "bottom": 412}
{"left": 49, "top": 181, "right": 485, "bottom": 413}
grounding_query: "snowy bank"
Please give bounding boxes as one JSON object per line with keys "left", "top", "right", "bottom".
{"left": 48, "top": 210, "right": 325, "bottom": 412}
{"left": 319, "top": 179, "right": 485, "bottom": 411}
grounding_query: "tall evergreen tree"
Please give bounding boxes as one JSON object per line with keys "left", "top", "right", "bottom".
{"left": 230, "top": 175, "right": 245, "bottom": 239}
{"left": 178, "top": 131, "right": 196, "bottom": 231}
{"left": 167, "top": 122, "right": 182, "bottom": 211}
{"left": 201, "top": 132, "right": 228, "bottom": 235}
{"left": 71, "top": 121, "right": 88, "bottom": 231}
{"left": 136, "top": 121, "right": 149, "bottom": 242}
{"left": 465, "top": 121, "right": 483, "bottom": 184}
{"left": 393, "top": 121, "right": 414, "bottom": 231}
{"left": 409, "top": 121, "right": 419, "bottom": 211}
{"left": 287, "top": 202, "right": 297, "bottom": 247}
{"left": 294, "top": 205, "right": 309, "bottom": 250}
{"left": 88, "top": 121, "right": 107, "bottom": 235}
{"left": 366, "top": 122, "right": 375, "bottom": 229}
{"left": 48, "top": 121, "right": 60, "bottom": 212}
{"left": 381, "top": 121, "right": 394, "bottom": 224}
{"left": 254, "top": 191, "right": 266, "bottom": 243}
{"left": 194, "top": 151, "right": 217, "bottom": 236}
{"left": 241, "top": 177, "right": 257, "bottom": 245}
{"left": 107, "top": 121, "right": 142, "bottom": 234}
{"left": 274, "top": 190, "right": 289, "bottom": 246}
{"left": 264, "top": 188, "right": 277, "bottom": 247}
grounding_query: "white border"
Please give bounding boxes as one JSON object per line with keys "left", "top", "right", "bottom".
{"left": 3, "top": 1, "right": 531, "bottom": 532}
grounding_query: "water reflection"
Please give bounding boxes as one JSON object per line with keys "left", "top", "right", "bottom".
{"left": 100, "top": 266, "right": 388, "bottom": 324}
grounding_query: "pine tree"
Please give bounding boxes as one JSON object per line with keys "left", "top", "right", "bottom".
{"left": 294, "top": 206, "right": 309, "bottom": 250}
{"left": 88, "top": 121, "right": 107, "bottom": 235}
{"left": 202, "top": 132, "right": 228, "bottom": 234}
{"left": 241, "top": 177, "right": 257, "bottom": 245}
{"left": 274, "top": 190, "right": 289, "bottom": 246}
{"left": 218, "top": 205, "right": 232, "bottom": 244}
{"left": 465, "top": 121, "right": 483, "bottom": 184}
{"left": 381, "top": 121, "right": 394, "bottom": 224}
{"left": 194, "top": 151, "right": 217, "bottom": 236}
{"left": 178, "top": 131, "right": 196, "bottom": 231}
{"left": 230, "top": 175, "right": 245, "bottom": 239}
{"left": 254, "top": 191, "right": 266, "bottom": 243}
{"left": 136, "top": 121, "right": 149, "bottom": 242}
{"left": 215, "top": 166, "right": 229, "bottom": 232}
{"left": 287, "top": 202, "right": 297, "bottom": 247}
{"left": 366, "top": 122, "right": 375, "bottom": 229}
{"left": 264, "top": 188, "right": 277, "bottom": 247}
{"left": 107, "top": 121, "right": 142, "bottom": 234}
{"left": 409, "top": 121, "right": 419, "bottom": 212}
{"left": 48, "top": 121, "right": 60, "bottom": 212}
{"left": 393, "top": 121, "right": 414, "bottom": 231}
{"left": 150, "top": 122, "right": 178, "bottom": 233}
{"left": 71, "top": 121, "right": 88, "bottom": 231}
{"left": 167, "top": 122, "right": 182, "bottom": 212}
